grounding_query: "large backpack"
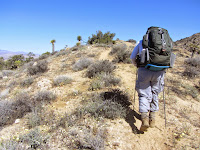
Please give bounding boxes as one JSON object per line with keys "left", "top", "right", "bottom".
{"left": 138, "top": 26, "right": 175, "bottom": 71}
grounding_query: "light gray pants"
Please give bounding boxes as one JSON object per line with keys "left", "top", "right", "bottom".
{"left": 136, "top": 67, "right": 165, "bottom": 113}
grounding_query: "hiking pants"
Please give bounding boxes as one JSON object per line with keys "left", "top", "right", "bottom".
{"left": 136, "top": 67, "right": 165, "bottom": 113}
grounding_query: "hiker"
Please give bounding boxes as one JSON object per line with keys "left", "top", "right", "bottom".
{"left": 130, "top": 26, "right": 175, "bottom": 132}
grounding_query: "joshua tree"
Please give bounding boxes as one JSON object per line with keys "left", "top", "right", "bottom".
{"left": 77, "top": 36, "right": 82, "bottom": 42}
{"left": 50, "top": 39, "right": 56, "bottom": 53}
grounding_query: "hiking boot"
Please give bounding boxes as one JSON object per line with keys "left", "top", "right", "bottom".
{"left": 149, "top": 111, "right": 156, "bottom": 128}
{"left": 140, "top": 112, "right": 149, "bottom": 132}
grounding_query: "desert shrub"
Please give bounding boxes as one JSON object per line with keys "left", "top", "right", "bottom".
{"left": 27, "top": 60, "right": 48, "bottom": 75}
{"left": 73, "top": 57, "right": 93, "bottom": 71}
{"left": 182, "top": 84, "right": 199, "bottom": 99}
{"left": 110, "top": 44, "right": 132, "bottom": 64}
{"left": 54, "top": 50, "right": 69, "bottom": 57}
{"left": 39, "top": 52, "right": 51, "bottom": 60}
{"left": 102, "top": 73, "right": 121, "bottom": 87}
{"left": 20, "top": 77, "right": 34, "bottom": 87}
{"left": 27, "top": 107, "right": 41, "bottom": 129}
{"left": 0, "top": 100, "right": 14, "bottom": 126}
{"left": 19, "top": 127, "right": 49, "bottom": 149}
{"left": 110, "top": 44, "right": 127, "bottom": 55}
{"left": 0, "top": 92, "right": 31, "bottom": 126}
{"left": 34, "top": 91, "right": 56, "bottom": 103}
{"left": 113, "top": 49, "right": 132, "bottom": 64}
{"left": 101, "top": 89, "right": 131, "bottom": 108}
{"left": 2, "top": 70, "right": 14, "bottom": 76}
{"left": 7, "top": 80, "right": 18, "bottom": 88}
{"left": 87, "top": 99, "right": 127, "bottom": 119}
{"left": 183, "top": 57, "right": 200, "bottom": 78}
{"left": 27, "top": 106, "right": 57, "bottom": 129}
{"left": 53, "top": 75, "right": 72, "bottom": 86}
{"left": 82, "top": 89, "right": 130, "bottom": 120}
{"left": 88, "top": 30, "right": 115, "bottom": 45}
{"left": 127, "top": 39, "right": 136, "bottom": 44}
{"left": 66, "top": 127, "right": 106, "bottom": 149}
{"left": 76, "top": 42, "right": 81, "bottom": 46}
{"left": 70, "top": 46, "right": 79, "bottom": 51}
{"left": 89, "top": 73, "right": 121, "bottom": 91}
{"left": 182, "top": 66, "right": 199, "bottom": 78}
{"left": 86, "top": 60, "right": 115, "bottom": 78}
{"left": 0, "top": 139, "right": 26, "bottom": 150}
{"left": 49, "top": 126, "right": 106, "bottom": 150}
{"left": 184, "top": 57, "right": 200, "bottom": 68}
{"left": 89, "top": 78, "right": 104, "bottom": 91}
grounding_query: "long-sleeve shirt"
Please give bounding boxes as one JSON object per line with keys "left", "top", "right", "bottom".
{"left": 130, "top": 40, "right": 143, "bottom": 64}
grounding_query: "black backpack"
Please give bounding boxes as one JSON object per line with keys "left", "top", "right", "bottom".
{"left": 138, "top": 26, "right": 175, "bottom": 71}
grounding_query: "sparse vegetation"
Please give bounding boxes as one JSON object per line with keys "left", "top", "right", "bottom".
{"left": 27, "top": 60, "right": 48, "bottom": 75}
{"left": 88, "top": 30, "right": 116, "bottom": 45}
{"left": 34, "top": 91, "right": 56, "bottom": 104}
{"left": 0, "top": 92, "right": 31, "bottom": 126}
{"left": 110, "top": 44, "right": 132, "bottom": 63}
{"left": 20, "top": 77, "right": 34, "bottom": 87}
{"left": 39, "top": 52, "right": 51, "bottom": 60}
{"left": 2, "top": 70, "right": 14, "bottom": 76}
{"left": 127, "top": 39, "right": 136, "bottom": 44}
{"left": 89, "top": 73, "right": 121, "bottom": 91}
{"left": 53, "top": 75, "right": 72, "bottom": 86}
{"left": 86, "top": 60, "right": 115, "bottom": 78}
{"left": 19, "top": 127, "right": 49, "bottom": 149}
{"left": 183, "top": 57, "right": 200, "bottom": 78}
{"left": 73, "top": 57, "right": 93, "bottom": 71}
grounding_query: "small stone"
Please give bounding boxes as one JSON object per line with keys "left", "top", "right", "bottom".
{"left": 15, "top": 119, "right": 20, "bottom": 124}
{"left": 113, "top": 142, "right": 120, "bottom": 147}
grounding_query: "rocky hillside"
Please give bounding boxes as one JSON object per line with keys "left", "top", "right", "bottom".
{"left": 174, "top": 33, "right": 200, "bottom": 51}
{"left": 0, "top": 37, "right": 199, "bottom": 150}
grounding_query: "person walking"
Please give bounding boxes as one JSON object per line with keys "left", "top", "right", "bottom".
{"left": 130, "top": 26, "right": 174, "bottom": 132}
{"left": 130, "top": 40, "right": 165, "bottom": 131}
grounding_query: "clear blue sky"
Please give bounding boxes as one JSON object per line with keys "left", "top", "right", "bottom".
{"left": 0, "top": 0, "right": 199, "bottom": 54}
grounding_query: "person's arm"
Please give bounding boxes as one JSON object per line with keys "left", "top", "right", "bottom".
{"left": 130, "top": 42, "right": 140, "bottom": 65}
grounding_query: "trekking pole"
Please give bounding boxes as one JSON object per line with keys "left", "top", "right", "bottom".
{"left": 133, "top": 69, "right": 138, "bottom": 109}
{"left": 163, "top": 82, "right": 167, "bottom": 128}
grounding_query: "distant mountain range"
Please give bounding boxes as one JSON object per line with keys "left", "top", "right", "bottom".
{"left": 0, "top": 50, "right": 39, "bottom": 60}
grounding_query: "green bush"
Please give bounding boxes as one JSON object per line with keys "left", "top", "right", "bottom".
{"left": 86, "top": 60, "right": 115, "bottom": 78}
{"left": 88, "top": 30, "right": 115, "bottom": 45}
